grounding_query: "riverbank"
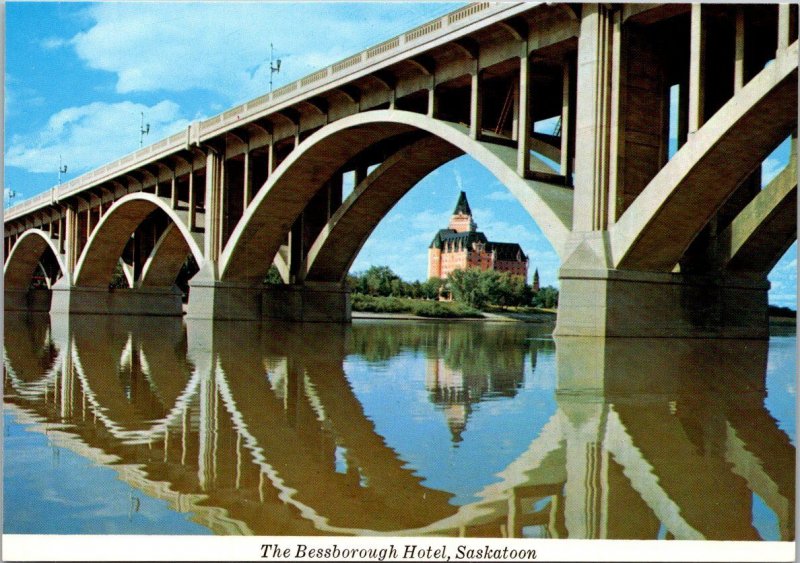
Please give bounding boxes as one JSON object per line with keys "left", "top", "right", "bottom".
{"left": 352, "top": 310, "right": 557, "bottom": 323}
{"left": 353, "top": 311, "right": 794, "bottom": 328}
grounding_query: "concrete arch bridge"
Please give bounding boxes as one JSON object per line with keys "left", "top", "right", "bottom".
{"left": 4, "top": 3, "right": 798, "bottom": 336}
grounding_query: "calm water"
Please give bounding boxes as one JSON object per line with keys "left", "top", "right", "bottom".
{"left": 3, "top": 313, "right": 795, "bottom": 539}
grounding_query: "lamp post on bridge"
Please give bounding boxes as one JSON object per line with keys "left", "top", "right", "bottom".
{"left": 269, "top": 43, "right": 281, "bottom": 92}
{"left": 58, "top": 155, "right": 68, "bottom": 185}
{"left": 140, "top": 112, "right": 150, "bottom": 147}
{"left": 4, "top": 189, "right": 17, "bottom": 209}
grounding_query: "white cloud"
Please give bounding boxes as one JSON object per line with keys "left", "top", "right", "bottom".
{"left": 67, "top": 3, "right": 456, "bottom": 102}
{"left": 6, "top": 100, "right": 190, "bottom": 175}
{"left": 410, "top": 208, "right": 450, "bottom": 232}
{"left": 453, "top": 168, "right": 464, "bottom": 192}
{"left": 762, "top": 155, "right": 787, "bottom": 185}
{"left": 5, "top": 74, "right": 45, "bottom": 118}
{"left": 41, "top": 37, "right": 68, "bottom": 50}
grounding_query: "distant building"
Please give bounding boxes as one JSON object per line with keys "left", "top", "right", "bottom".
{"left": 428, "top": 191, "right": 528, "bottom": 280}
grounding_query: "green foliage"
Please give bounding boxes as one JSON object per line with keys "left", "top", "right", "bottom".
{"left": 768, "top": 304, "right": 796, "bottom": 318}
{"left": 109, "top": 261, "right": 130, "bottom": 289}
{"left": 349, "top": 264, "right": 553, "bottom": 311}
{"left": 265, "top": 264, "right": 284, "bottom": 285}
{"left": 420, "top": 277, "right": 446, "bottom": 299}
{"left": 348, "top": 266, "right": 446, "bottom": 299}
{"left": 351, "top": 294, "right": 482, "bottom": 318}
{"left": 447, "top": 268, "right": 534, "bottom": 309}
{"left": 532, "top": 285, "right": 559, "bottom": 309}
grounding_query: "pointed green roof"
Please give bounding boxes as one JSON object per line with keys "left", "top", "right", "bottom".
{"left": 453, "top": 191, "right": 472, "bottom": 216}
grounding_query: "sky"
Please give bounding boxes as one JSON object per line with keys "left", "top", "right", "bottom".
{"left": 4, "top": 2, "right": 796, "bottom": 306}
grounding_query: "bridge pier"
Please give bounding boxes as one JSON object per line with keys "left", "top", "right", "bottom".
{"left": 4, "top": 288, "right": 52, "bottom": 312}
{"left": 555, "top": 268, "right": 768, "bottom": 339}
{"left": 50, "top": 283, "right": 184, "bottom": 316}
{"left": 187, "top": 279, "right": 350, "bottom": 322}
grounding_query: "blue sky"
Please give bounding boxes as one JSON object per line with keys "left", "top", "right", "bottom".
{"left": 4, "top": 3, "right": 796, "bottom": 305}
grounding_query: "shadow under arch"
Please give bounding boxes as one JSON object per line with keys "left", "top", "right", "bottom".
{"left": 73, "top": 192, "right": 203, "bottom": 288}
{"left": 5, "top": 229, "right": 67, "bottom": 289}
{"left": 220, "top": 110, "right": 574, "bottom": 284}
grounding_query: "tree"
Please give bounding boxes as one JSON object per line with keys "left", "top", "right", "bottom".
{"left": 265, "top": 264, "right": 284, "bottom": 285}
{"left": 448, "top": 268, "right": 534, "bottom": 309}
{"left": 533, "top": 285, "right": 559, "bottom": 309}
{"left": 448, "top": 268, "right": 490, "bottom": 308}
{"left": 420, "top": 277, "right": 445, "bottom": 300}
{"left": 354, "top": 265, "right": 401, "bottom": 296}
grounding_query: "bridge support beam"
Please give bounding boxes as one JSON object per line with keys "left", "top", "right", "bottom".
{"left": 555, "top": 266, "right": 768, "bottom": 339}
{"left": 4, "top": 288, "right": 52, "bottom": 312}
{"left": 187, "top": 280, "right": 350, "bottom": 322}
{"left": 49, "top": 283, "right": 183, "bottom": 316}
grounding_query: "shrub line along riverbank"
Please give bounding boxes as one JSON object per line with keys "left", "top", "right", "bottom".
{"left": 352, "top": 311, "right": 556, "bottom": 323}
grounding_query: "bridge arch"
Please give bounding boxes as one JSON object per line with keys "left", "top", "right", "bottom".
{"left": 609, "top": 45, "right": 798, "bottom": 272}
{"left": 220, "top": 110, "right": 573, "bottom": 284}
{"left": 74, "top": 192, "right": 203, "bottom": 288}
{"left": 4, "top": 228, "right": 66, "bottom": 290}
{"left": 301, "top": 135, "right": 462, "bottom": 283}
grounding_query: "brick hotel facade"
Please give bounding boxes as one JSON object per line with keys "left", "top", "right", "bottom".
{"left": 428, "top": 192, "right": 530, "bottom": 281}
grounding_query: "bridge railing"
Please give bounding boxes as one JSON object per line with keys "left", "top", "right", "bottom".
{"left": 5, "top": 1, "right": 511, "bottom": 223}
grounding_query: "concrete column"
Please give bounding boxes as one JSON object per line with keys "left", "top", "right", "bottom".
{"left": 573, "top": 4, "right": 618, "bottom": 232}
{"left": 288, "top": 218, "right": 303, "bottom": 282}
{"left": 469, "top": 65, "right": 482, "bottom": 140}
{"left": 560, "top": 56, "right": 573, "bottom": 178}
{"left": 242, "top": 148, "right": 252, "bottom": 208}
{"left": 217, "top": 155, "right": 227, "bottom": 256}
{"left": 187, "top": 168, "right": 196, "bottom": 231}
{"left": 59, "top": 216, "right": 66, "bottom": 254}
{"left": 267, "top": 140, "right": 276, "bottom": 173}
{"left": 170, "top": 171, "right": 178, "bottom": 210}
{"left": 328, "top": 173, "right": 343, "bottom": 220}
{"left": 688, "top": 4, "right": 706, "bottom": 133}
{"left": 85, "top": 207, "right": 92, "bottom": 242}
{"left": 606, "top": 9, "right": 623, "bottom": 227}
{"left": 64, "top": 206, "right": 78, "bottom": 274}
{"left": 427, "top": 81, "right": 438, "bottom": 118}
{"left": 778, "top": 4, "right": 791, "bottom": 51}
{"left": 204, "top": 150, "right": 222, "bottom": 262}
{"left": 517, "top": 46, "right": 531, "bottom": 177}
{"left": 734, "top": 8, "right": 745, "bottom": 93}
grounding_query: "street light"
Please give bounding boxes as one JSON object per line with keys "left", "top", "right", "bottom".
{"left": 5, "top": 189, "right": 17, "bottom": 208}
{"left": 269, "top": 43, "right": 281, "bottom": 92}
{"left": 58, "top": 155, "right": 68, "bottom": 184}
{"left": 140, "top": 112, "right": 150, "bottom": 147}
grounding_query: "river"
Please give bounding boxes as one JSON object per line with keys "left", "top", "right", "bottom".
{"left": 3, "top": 313, "right": 795, "bottom": 540}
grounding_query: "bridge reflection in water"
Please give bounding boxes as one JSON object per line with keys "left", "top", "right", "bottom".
{"left": 3, "top": 314, "right": 794, "bottom": 539}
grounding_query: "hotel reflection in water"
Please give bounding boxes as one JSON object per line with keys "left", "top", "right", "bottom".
{"left": 3, "top": 313, "right": 794, "bottom": 540}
